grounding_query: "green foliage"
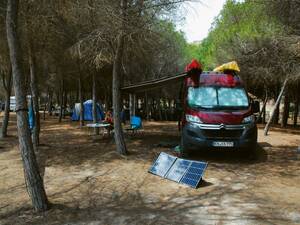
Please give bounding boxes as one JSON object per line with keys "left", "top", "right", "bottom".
{"left": 183, "top": 0, "right": 300, "bottom": 102}
{"left": 185, "top": 0, "right": 285, "bottom": 69}
{"left": 123, "top": 19, "right": 189, "bottom": 84}
{"left": 155, "top": 20, "right": 188, "bottom": 71}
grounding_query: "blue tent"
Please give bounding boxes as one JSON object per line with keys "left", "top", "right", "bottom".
{"left": 71, "top": 100, "right": 104, "bottom": 121}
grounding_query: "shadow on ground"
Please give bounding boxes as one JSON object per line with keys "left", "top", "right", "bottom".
{"left": 1, "top": 118, "right": 299, "bottom": 225}
{"left": 189, "top": 144, "right": 268, "bottom": 164}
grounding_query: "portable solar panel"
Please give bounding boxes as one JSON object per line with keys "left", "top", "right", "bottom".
{"left": 148, "top": 152, "right": 177, "bottom": 177}
{"left": 180, "top": 161, "right": 207, "bottom": 188}
{"left": 149, "top": 152, "right": 208, "bottom": 188}
{"left": 165, "top": 158, "right": 191, "bottom": 182}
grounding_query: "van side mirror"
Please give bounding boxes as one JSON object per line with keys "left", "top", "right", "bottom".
{"left": 252, "top": 101, "right": 260, "bottom": 113}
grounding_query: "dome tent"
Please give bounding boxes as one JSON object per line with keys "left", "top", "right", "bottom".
{"left": 71, "top": 100, "right": 104, "bottom": 121}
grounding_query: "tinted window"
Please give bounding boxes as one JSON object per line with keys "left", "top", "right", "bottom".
{"left": 187, "top": 87, "right": 249, "bottom": 109}
{"left": 218, "top": 87, "right": 249, "bottom": 107}
{"left": 187, "top": 87, "right": 217, "bottom": 108}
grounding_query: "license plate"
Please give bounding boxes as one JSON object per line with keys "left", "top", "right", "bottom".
{"left": 212, "top": 141, "right": 234, "bottom": 147}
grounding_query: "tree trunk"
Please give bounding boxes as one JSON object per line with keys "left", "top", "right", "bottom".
{"left": 43, "top": 87, "right": 49, "bottom": 120}
{"left": 273, "top": 103, "right": 280, "bottom": 124}
{"left": 145, "top": 92, "right": 150, "bottom": 120}
{"left": 104, "top": 94, "right": 109, "bottom": 111}
{"left": 293, "top": 96, "right": 299, "bottom": 127}
{"left": 78, "top": 73, "right": 84, "bottom": 127}
{"left": 151, "top": 98, "right": 155, "bottom": 120}
{"left": 58, "top": 79, "right": 64, "bottom": 122}
{"left": 92, "top": 73, "right": 99, "bottom": 134}
{"left": 164, "top": 99, "right": 168, "bottom": 121}
{"left": 129, "top": 93, "right": 136, "bottom": 117}
{"left": 158, "top": 98, "right": 162, "bottom": 121}
{"left": 112, "top": 34, "right": 127, "bottom": 155}
{"left": 6, "top": 0, "right": 49, "bottom": 211}
{"left": 264, "top": 78, "right": 288, "bottom": 136}
{"left": 1, "top": 70, "right": 12, "bottom": 138}
{"left": 281, "top": 95, "right": 290, "bottom": 127}
{"left": 47, "top": 91, "right": 52, "bottom": 115}
{"left": 76, "top": 86, "right": 79, "bottom": 102}
{"left": 63, "top": 88, "right": 67, "bottom": 119}
{"left": 43, "top": 103, "right": 46, "bottom": 120}
{"left": 262, "top": 106, "right": 266, "bottom": 124}
{"left": 256, "top": 91, "right": 268, "bottom": 123}
{"left": 29, "top": 45, "right": 40, "bottom": 147}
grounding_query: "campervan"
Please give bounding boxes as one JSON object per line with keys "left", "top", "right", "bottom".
{"left": 180, "top": 70, "right": 260, "bottom": 156}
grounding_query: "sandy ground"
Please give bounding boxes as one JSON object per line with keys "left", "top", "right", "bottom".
{"left": 0, "top": 113, "right": 300, "bottom": 225}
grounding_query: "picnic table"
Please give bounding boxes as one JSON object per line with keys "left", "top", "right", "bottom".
{"left": 85, "top": 122, "right": 112, "bottom": 137}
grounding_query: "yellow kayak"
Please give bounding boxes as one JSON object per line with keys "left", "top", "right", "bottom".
{"left": 213, "top": 61, "right": 240, "bottom": 72}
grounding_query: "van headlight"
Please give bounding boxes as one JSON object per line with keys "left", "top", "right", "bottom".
{"left": 186, "top": 114, "right": 203, "bottom": 123}
{"left": 242, "top": 115, "right": 255, "bottom": 124}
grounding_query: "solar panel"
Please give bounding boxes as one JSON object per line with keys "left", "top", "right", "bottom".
{"left": 149, "top": 152, "right": 208, "bottom": 188}
{"left": 165, "top": 158, "right": 191, "bottom": 182}
{"left": 148, "top": 152, "right": 177, "bottom": 177}
{"left": 180, "top": 161, "right": 207, "bottom": 188}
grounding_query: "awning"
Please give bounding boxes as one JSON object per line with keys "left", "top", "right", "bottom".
{"left": 121, "top": 72, "right": 187, "bottom": 93}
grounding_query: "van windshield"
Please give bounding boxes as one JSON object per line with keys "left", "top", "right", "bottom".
{"left": 187, "top": 86, "right": 249, "bottom": 109}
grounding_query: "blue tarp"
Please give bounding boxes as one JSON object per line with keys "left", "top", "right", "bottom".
{"left": 28, "top": 98, "right": 35, "bottom": 130}
{"left": 71, "top": 100, "right": 104, "bottom": 121}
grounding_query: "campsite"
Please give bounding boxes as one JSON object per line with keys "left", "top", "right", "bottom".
{"left": 0, "top": 0, "right": 300, "bottom": 225}
{"left": 0, "top": 115, "right": 300, "bottom": 224}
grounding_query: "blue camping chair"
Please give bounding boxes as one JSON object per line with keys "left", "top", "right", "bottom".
{"left": 126, "top": 116, "right": 143, "bottom": 135}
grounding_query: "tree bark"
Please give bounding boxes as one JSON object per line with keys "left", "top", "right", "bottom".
{"left": 6, "top": 0, "right": 49, "bottom": 211}
{"left": 112, "top": 34, "right": 127, "bottom": 155}
{"left": 92, "top": 73, "right": 99, "bottom": 134}
{"left": 262, "top": 106, "right": 266, "bottom": 124}
{"left": 58, "top": 78, "right": 64, "bottom": 123}
{"left": 1, "top": 70, "right": 12, "bottom": 138}
{"left": 78, "top": 74, "right": 84, "bottom": 127}
{"left": 281, "top": 94, "right": 290, "bottom": 127}
{"left": 273, "top": 103, "right": 280, "bottom": 124}
{"left": 29, "top": 45, "right": 40, "bottom": 147}
{"left": 151, "top": 98, "right": 155, "bottom": 120}
{"left": 158, "top": 98, "right": 162, "bottom": 121}
{"left": 47, "top": 91, "right": 52, "bottom": 115}
{"left": 43, "top": 102, "right": 46, "bottom": 120}
{"left": 145, "top": 92, "right": 150, "bottom": 120}
{"left": 43, "top": 87, "right": 49, "bottom": 120}
{"left": 129, "top": 93, "right": 136, "bottom": 117}
{"left": 104, "top": 91, "right": 110, "bottom": 111}
{"left": 264, "top": 78, "right": 288, "bottom": 136}
{"left": 293, "top": 96, "right": 299, "bottom": 127}
{"left": 76, "top": 86, "right": 79, "bottom": 102}
{"left": 164, "top": 99, "right": 168, "bottom": 121}
{"left": 63, "top": 88, "right": 67, "bottom": 119}
{"left": 256, "top": 91, "right": 268, "bottom": 123}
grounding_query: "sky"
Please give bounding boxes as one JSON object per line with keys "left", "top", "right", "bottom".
{"left": 178, "top": 0, "right": 227, "bottom": 43}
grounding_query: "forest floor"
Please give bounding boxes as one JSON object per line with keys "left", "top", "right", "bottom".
{"left": 0, "top": 113, "right": 300, "bottom": 225}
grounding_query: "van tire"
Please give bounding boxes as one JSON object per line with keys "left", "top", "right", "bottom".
{"left": 179, "top": 135, "right": 189, "bottom": 158}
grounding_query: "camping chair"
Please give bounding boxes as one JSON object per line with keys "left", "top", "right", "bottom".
{"left": 125, "top": 116, "right": 143, "bottom": 135}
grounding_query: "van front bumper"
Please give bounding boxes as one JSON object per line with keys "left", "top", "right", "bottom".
{"left": 182, "top": 122, "right": 257, "bottom": 150}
